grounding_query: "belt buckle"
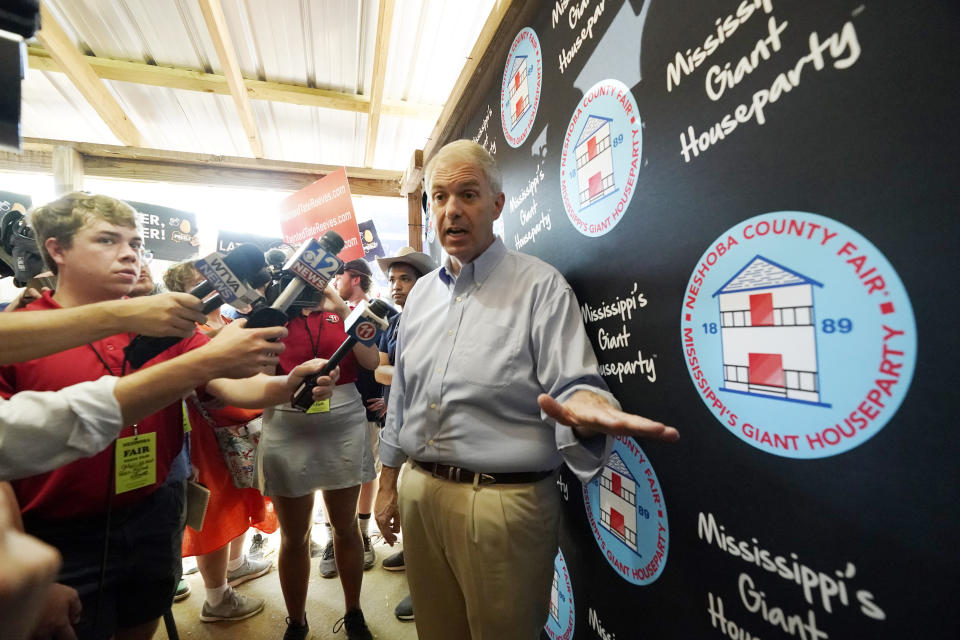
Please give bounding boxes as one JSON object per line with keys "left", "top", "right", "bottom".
{"left": 478, "top": 473, "right": 496, "bottom": 485}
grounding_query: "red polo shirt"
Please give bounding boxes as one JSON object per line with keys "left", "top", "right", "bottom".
{"left": 278, "top": 311, "right": 358, "bottom": 385}
{"left": 0, "top": 291, "right": 210, "bottom": 519}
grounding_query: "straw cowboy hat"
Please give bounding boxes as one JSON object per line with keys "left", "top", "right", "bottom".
{"left": 376, "top": 246, "right": 436, "bottom": 278}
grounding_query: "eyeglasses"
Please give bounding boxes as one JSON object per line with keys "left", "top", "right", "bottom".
{"left": 141, "top": 250, "right": 154, "bottom": 264}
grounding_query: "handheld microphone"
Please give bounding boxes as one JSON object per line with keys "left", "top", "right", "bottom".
{"left": 245, "top": 231, "right": 345, "bottom": 329}
{"left": 123, "top": 244, "right": 266, "bottom": 369}
{"left": 290, "top": 299, "right": 391, "bottom": 411}
{"left": 193, "top": 244, "right": 268, "bottom": 315}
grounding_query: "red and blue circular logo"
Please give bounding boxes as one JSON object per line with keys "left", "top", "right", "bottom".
{"left": 681, "top": 211, "right": 916, "bottom": 458}
{"left": 559, "top": 79, "right": 641, "bottom": 237}
{"left": 500, "top": 27, "right": 543, "bottom": 148}
{"left": 582, "top": 437, "right": 668, "bottom": 584}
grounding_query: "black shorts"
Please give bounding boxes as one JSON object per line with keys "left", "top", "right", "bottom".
{"left": 24, "top": 480, "right": 186, "bottom": 640}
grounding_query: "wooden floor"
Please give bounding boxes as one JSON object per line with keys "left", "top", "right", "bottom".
{"left": 155, "top": 531, "right": 418, "bottom": 640}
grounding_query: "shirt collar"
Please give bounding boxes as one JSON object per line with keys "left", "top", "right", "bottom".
{"left": 439, "top": 237, "right": 507, "bottom": 287}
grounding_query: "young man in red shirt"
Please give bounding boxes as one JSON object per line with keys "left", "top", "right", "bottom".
{"left": 0, "top": 193, "right": 335, "bottom": 640}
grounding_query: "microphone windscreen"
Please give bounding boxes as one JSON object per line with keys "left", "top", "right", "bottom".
{"left": 265, "top": 248, "right": 286, "bottom": 267}
{"left": 319, "top": 231, "right": 345, "bottom": 255}
{"left": 222, "top": 244, "right": 267, "bottom": 280}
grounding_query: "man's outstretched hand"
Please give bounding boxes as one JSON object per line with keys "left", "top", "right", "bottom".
{"left": 538, "top": 390, "right": 679, "bottom": 442}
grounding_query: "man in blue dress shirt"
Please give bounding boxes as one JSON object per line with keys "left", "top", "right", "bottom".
{"left": 375, "top": 140, "right": 678, "bottom": 640}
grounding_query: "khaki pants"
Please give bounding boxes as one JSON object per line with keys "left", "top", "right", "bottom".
{"left": 398, "top": 462, "right": 561, "bottom": 640}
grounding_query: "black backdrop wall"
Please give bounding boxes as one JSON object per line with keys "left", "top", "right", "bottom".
{"left": 423, "top": 1, "right": 959, "bottom": 638}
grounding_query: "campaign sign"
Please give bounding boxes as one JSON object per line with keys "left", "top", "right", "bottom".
{"left": 559, "top": 79, "right": 641, "bottom": 237}
{"left": 681, "top": 212, "right": 916, "bottom": 458}
{"left": 500, "top": 27, "right": 544, "bottom": 148}
{"left": 358, "top": 220, "right": 385, "bottom": 260}
{"left": 278, "top": 168, "right": 364, "bottom": 262}
{"left": 126, "top": 200, "right": 200, "bottom": 261}
{"left": 544, "top": 549, "right": 575, "bottom": 640}
{"left": 582, "top": 437, "right": 668, "bottom": 585}
{"left": 217, "top": 230, "right": 282, "bottom": 253}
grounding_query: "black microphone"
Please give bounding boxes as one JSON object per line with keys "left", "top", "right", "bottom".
{"left": 245, "top": 231, "right": 345, "bottom": 329}
{"left": 193, "top": 244, "right": 268, "bottom": 315}
{"left": 290, "top": 299, "right": 391, "bottom": 411}
{"left": 124, "top": 244, "right": 266, "bottom": 369}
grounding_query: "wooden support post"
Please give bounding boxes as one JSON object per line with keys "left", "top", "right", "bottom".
{"left": 52, "top": 145, "right": 83, "bottom": 195}
{"left": 408, "top": 190, "right": 423, "bottom": 251}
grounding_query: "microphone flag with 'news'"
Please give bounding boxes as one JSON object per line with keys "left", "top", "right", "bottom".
{"left": 290, "top": 299, "right": 391, "bottom": 411}
{"left": 124, "top": 244, "right": 266, "bottom": 369}
{"left": 245, "top": 231, "right": 345, "bottom": 329}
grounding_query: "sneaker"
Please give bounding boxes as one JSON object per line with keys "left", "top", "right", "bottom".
{"left": 319, "top": 540, "right": 337, "bottom": 578}
{"left": 382, "top": 549, "right": 405, "bottom": 571}
{"left": 394, "top": 594, "right": 414, "bottom": 621}
{"left": 174, "top": 579, "right": 191, "bottom": 602}
{"left": 249, "top": 532, "right": 268, "bottom": 560}
{"left": 227, "top": 556, "right": 272, "bottom": 587}
{"left": 362, "top": 534, "right": 375, "bottom": 570}
{"left": 199, "top": 586, "right": 264, "bottom": 622}
{"left": 284, "top": 617, "right": 311, "bottom": 640}
{"left": 310, "top": 539, "right": 323, "bottom": 558}
{"left": 333, "top": 609, "right": 373, "bottom": 640}
{"left": 182, "top": 556, "right": 199, "bottom": 575}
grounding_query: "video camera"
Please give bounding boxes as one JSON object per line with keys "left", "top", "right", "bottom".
{"left": 0, "top": 208, "right": 46, "bottom": 287}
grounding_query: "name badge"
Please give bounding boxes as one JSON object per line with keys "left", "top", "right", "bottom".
{"left": 306, "top": 399, "right": 331, "bottom": 414}
{"left": 115, "top": 432, "right": 157, "bottom": 494}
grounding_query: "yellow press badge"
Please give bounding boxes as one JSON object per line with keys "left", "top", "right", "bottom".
{"left": 181, "top": 400, "right": 192, "bottom": 433}
{"left": 306, "top": 399, "right": 330, "bottom": 414}
{"left": 115, "top": 432, "right": 157, "bottom": 494}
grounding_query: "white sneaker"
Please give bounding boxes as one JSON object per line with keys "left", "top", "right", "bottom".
{"left": 362, "top": 534, "right": 375, "bottom": 570}
{"left": 226, "top": 556, "right": 272, "bottom": 587}
{"left": 199, "top": 586, "right": 264, "bottom": 622}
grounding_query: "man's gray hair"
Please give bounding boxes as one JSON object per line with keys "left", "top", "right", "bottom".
{"left": 424, "top": 140, "right": 503, "bottom": 195}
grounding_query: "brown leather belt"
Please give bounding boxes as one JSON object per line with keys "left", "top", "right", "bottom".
{"left": 412, "top": 460, "right": 555, "bottom": 486}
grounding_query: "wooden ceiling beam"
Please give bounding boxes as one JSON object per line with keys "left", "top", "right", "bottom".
{"left": 363, "top": 0, "right": 396, "bottom": 168}
{"left": 27, "top": 46, "right": 441, "bottom": 120}
{"left": 35, "top": 4, "right": 146, "bottom": 147}
{"left": 22, "top": 138, "right": 401, "bottom": 181}
{"left": 9, "top": 139, "right": 403, "bottom": 197}
{"left": 197, "top": 0, "right": 264, "bottom": 158}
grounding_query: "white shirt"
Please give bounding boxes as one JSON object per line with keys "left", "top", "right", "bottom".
{"left": 0, "top": 376, "right": 123, "bottom": 481}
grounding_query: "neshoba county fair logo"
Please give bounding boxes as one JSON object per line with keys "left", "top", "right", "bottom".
{"left": 681, "top": 212, "right": 916, "bottom": 459}
{"left": 560, "top": 79, "right": 641, "bottom": 237}
{"left": 582, "top": 437, "right": 668, "bottom": 585}
{"left": 500, "top": 27, "right": 543, "bottom": 148}
{"left": 544, "top": 549, "right": 575, "bottom": 640}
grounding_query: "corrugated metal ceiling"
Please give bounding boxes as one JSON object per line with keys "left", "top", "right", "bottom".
{"left": 22, "top": 0, "right": 496, "bottom": 170}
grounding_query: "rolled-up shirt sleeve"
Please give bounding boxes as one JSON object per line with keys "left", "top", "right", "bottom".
{"left": 0, "top": 376, "right": 123, "bottom": 481}
{"left": 533, "top": 282, "right": 616, "bottom": 484}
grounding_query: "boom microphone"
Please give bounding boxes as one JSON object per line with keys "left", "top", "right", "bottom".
{"left": 290, "top": 299, "right": 391, "bottom": 411}
{"left": 123, "top": 244, "right": 266, "bottom": 369}
{"left": 245, "top": 231, "right": 345, "bottom": 329}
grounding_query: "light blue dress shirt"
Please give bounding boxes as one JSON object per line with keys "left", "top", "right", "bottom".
{"left": 380, "top": 238, "right": 615, "bottom": 484}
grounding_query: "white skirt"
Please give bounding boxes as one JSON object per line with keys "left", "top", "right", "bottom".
{"left": 258, "top": 384, "right": 376, "bottom": 498}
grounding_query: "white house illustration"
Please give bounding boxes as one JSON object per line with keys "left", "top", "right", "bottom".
{"left": 507, "top": 55, "right": 531, "bottom": 127}
{"left": 549, "top": 568, "right": 560, "bottom": 621}
{"left": 574, "top": 115, "right": 616, "bottom": 209}
{"left": 599, "top": 452, "right": 638, "bottom": 552}
{"left": 713, "top": 255, "right": 825, "bottom": 405}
